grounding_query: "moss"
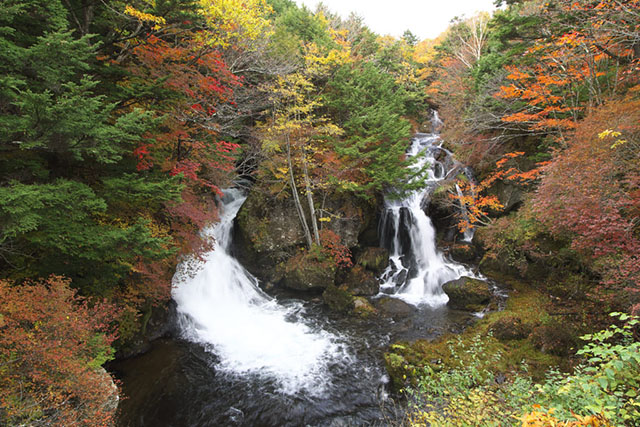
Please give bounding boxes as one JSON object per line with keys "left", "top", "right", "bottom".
{"left": 353, "top": 297, "right": 377, "bottom": 318}
{"left": 385, "top": 281, "right": 570, "bottom": 390}
{"left": 323, "top": 285, "right": 354, "bottom": 312}
{"left": 282, "top": 250, "right": 336, "bottom": 291}
{"left": 442, "top": 277, "right": 491, "bottom": 310}
{"left": 383, "top": 351, "right": 413, "bottom": 391}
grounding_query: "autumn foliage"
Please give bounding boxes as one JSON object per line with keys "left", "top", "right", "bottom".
{"left": 534, "top": 95, "right": 640, "bottom": 310}
{"left": 0, "top": 276, "right": 118, "bottom": 426}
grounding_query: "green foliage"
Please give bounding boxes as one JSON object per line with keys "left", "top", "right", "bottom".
{"left": 0, "top": 180, "right": 175, "bottom": 294}
{"left": 324, "top": 62, "right": 426, "bottom": 198}
{"left": 404, "top": 314, "right": 640, "bottom": 426}
{"left": 406, "top": 334, "right": 534, "bottom": 426}
{"left": 533, "top": 313, "right": 640, "bottom": 425}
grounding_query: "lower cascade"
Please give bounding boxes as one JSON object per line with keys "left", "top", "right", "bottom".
{"left": 172, "top": 188, "right": 346, "bottom": 395}
{"left": 379, "top": 115, "right": 478, "bottom": 306}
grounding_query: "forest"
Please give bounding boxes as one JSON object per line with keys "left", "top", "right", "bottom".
{"left": 0, "top": 0, "right": 638, "bottom": 425}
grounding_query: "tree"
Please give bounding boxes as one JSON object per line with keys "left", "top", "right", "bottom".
{"left": 0, "top": 0, "right": 182, "bottom": 296}
{"left": 324, "top": 62, "right": 427, "bottom": 198}
{"left": 0, "top": 276, "right": 117, "bottom": 426}
{"left": 260, "top": 71, "right": 342, "bottom": 248}
{"left": 533, "top": 95, "right": 640, "bottom": 310}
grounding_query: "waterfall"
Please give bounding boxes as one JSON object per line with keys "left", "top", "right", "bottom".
{"left": 172, "top": 189, "right": 345, "bottom": 395}
{"left": 379, "top": 113, "right": 477, "bottom": 306}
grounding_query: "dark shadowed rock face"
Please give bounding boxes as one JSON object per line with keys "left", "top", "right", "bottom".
{"left": 355, "top": 247, "right": 389, "bottom": 274}
{"left": 234, "top": 190, "right": 305, "bottom": 283}
{"left": 442, "top": 276, "right": 491, "bottom": 311}
{"left": 234, "top": 187, "right": 377, "bottom": 284}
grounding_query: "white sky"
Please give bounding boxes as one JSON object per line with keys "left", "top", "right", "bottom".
{"left": 295, "top": 0, "right": 498, "bottom": 40}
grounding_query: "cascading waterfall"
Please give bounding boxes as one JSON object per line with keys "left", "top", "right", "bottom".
{"left": 172, "top": 188, "right": 346, "bottom": 395}
{"left": 379, "top": 113, "right": 477, "bottom": 306}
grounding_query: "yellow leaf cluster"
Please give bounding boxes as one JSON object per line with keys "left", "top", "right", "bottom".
{"left": 124, "top": 5, "right": 166, "bottom": 26}
{"left": 199, "top": 0, "right": 273, "bottom": 48}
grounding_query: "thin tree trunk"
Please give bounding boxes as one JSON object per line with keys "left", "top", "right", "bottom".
{"left": 302, "top": 149, "right": 320, "bottom": 245}
{"left": 287, "top": 135, "right": 313, "bottom": 248}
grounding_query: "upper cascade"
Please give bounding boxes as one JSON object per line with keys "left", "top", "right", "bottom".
{"left": 378, "top": 112, "right": 480, "bottom": 306}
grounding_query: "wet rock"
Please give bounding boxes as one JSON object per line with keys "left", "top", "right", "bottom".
{"left": 342, "top": 265, "right": 379, "bottom": 296}
{"left": 234, "top": 187, "right": 377, "bottom": 282}
{"left": 353, "top": 297, "right": 377, "bottom": 318}
{"left": 355, "top": 247, "right": 389, "bottom": 274}
{"left": 116, "top": 300, "right": 177, "bottom": 359}
{"left": 375, "top": 296, "right": 415, "bottom": 319}
{"left": 234, "top": 190, "right": 305, "bottom": 282}
{"left": 442, "top": 277, "right": 491, "bottom": 311}
{"left": 323, "top": 285, "right": 354, "bottom": 312}
{"left": 383, "top": 351, "right": 411, "bottom": 391}
{"left": 490, "top": 315, "right": 531, "bottom": 341}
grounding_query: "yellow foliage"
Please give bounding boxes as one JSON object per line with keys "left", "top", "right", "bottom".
{"left": 521, "top": 406, "right": 612, "bottom": 427}
{"left": 124, "top": 5, "right": 166, "bottom": 26}
{"left": 199, "top": 0, "right": 273, "bottom": 48}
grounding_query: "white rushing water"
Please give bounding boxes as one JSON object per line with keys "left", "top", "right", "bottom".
{"left": 379, "top": 113, "right": 477, "bottom": 306}
{"left": 172, "top": 189, "right": 346, "bottom": 395}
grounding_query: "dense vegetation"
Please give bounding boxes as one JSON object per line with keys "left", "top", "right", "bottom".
{"left": 0, "top": 0, "right": 426, "bottom": 423}
{"left": 0, "top": 0, "right": 638, "bottom": 425}
{"left": 395, "top": 0, "right": 640, "bottom": 425}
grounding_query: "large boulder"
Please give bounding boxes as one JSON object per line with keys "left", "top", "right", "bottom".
{"left": 234, "top": 190, "right": 306, "bottom": 282}
{"left": 490, "top": 315, "right": 531, "bottom": 341}
{"left": 353, "top": 297, "right": 377, "bottom": 318}
{"left": 375, "top": 296, "right": 415, "bottom": 319}
{"left": 442, "top": 276, "right": 491, "bottom": 311}
{"left": 341, "top": 265, "right": 379, "bottom": 296}
{"left": 281, "top": 251, "right": 336, "bottom": 291}
{"left": 234, "top": 187, "right": 378, "bottom": 283}
{"left": 447, "top": 243, "right": 480, "bottom": 264}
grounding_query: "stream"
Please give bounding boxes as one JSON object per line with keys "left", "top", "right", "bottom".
{"left": 111, "top": 115, "right": 486, "bottom": 426}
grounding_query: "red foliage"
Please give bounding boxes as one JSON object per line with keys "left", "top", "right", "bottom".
{"left": 125, "top": 30, "right": 241, "bottom": 192}
{"left": 534, "top": 96, "right": 640, "bottom": 308}
{"left": 320, "top": 229, "right": 353, "bottom": 269}
{"left": 0, "top": 276, "right": 118, "bottom": 426}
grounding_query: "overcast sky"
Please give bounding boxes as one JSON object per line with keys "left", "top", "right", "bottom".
{"left": 295, "top": 0, "right": 498, "bottom": 40}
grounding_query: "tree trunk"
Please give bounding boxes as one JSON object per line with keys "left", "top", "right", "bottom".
{"left": 287, "top": 136, "right": 313, "bottom": 249}
{"left": 302, "top": 149, "right": 320, "bottom": 245}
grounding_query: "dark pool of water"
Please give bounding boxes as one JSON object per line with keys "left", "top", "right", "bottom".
{"left": 110, "top": 294, "right": 479, "bottom": 427}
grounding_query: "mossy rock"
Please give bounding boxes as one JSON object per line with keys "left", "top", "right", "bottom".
{"left": 282, "top": 252, "right": 336, "bottom": 291}
{"left": 353, "top": 297, "right": 377, "bottom": 318}
{"left": 341, "top": 265, "right": 379, "bottom": 296}
{"left": 355, "top": 247, "right": 389, "bottom": 274}
{"left": 442, "top": 277, "right": 491, "bottom": 311}
{"left": 529, "top": 322, "right": 578, "bottom": 356}
{"left": 323, "top": 285, "right": 354, "bottom": 312}
{"left": 383, "top": 351, "right": 413, "bottom": 391}
{"left": 489, "top": 315, "right": 531, "bottom": 341}
{"left": 448, "top": 243, "right": 479, "bottom": 264}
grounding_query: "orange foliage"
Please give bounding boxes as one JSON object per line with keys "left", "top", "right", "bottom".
{"left": 0, "top": 277, "right": 118, "bottom": 426}
{"left": 534, "top": 95, "right": 640, "bottom": 309}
